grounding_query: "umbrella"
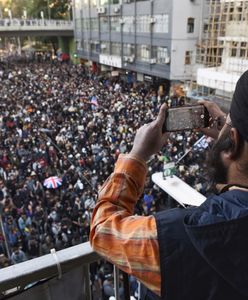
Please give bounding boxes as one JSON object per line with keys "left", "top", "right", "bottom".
{"left": 43, "top": 176, "right": 62, "bottom": 189}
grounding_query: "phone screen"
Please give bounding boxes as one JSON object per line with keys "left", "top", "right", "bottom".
{"left": 164, "top": 105, "right": 209, "bottom": 132}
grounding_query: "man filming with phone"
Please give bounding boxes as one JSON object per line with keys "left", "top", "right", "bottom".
{"left": 90, "top": 70, "right": 248, "bottom": 300}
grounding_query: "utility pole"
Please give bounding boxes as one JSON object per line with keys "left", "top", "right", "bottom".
{"left": 47, "top": 0, "right": 51, "bottom": 20}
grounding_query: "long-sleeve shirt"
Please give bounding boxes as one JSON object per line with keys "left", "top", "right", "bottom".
{"left": 90, "top": 154, "right": 161, "bottom": 296}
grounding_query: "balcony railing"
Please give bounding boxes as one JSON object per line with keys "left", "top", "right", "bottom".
{"left": 0, "top": 242, "right": 101, "bottom": 299}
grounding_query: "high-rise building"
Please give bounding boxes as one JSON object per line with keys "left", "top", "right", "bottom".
{"left": 73, "top": 0, "right": 203, "bottom": 86}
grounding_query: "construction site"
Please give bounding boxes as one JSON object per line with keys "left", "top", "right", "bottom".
{"left": 195, "top": 0, "right": 248, "bottom": 107}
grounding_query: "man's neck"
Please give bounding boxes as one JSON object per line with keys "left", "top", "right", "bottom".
{"left": 227, "top": 163, "right": 248, "bottom": 188}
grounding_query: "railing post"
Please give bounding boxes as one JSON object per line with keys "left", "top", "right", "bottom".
{"left": 114, "top": 265, "right": 120, "bottom": 300}
{"left": 122, "top": 272, "right": 130, "bottom": 300}
{"left": 83, "top": 264, "right": 92, "bottom": 300}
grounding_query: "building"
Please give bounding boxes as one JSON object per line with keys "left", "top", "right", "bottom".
{"left": 196, "top": 0, "right": 248, "bottom": 108}
{"left": 73, "top": 0, "right": 204, "bottom": 88}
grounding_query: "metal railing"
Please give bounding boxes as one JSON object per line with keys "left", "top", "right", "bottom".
{"left": 0, "top": 19, "right": 73, "bottom": 31}
{"left": 0, "top": 242, "right": 100, "bottom": 299}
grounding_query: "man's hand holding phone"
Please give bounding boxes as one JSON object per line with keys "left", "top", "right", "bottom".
{"left": 197, "top": 100, "right": 227, "bottom": 139}
{"left": 129, "top": 100, "right": 226, "bottom": 162}
{"left": 130, "top": 104, "right": 168, "bottom": 162}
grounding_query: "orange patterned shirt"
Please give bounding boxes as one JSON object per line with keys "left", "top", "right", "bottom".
{"left": 90, "top": 154, "right": 161, "bottom": 296}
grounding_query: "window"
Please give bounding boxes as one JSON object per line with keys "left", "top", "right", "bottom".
{"left": 91, "top": 0, "right": 97, "bottom": 6}
{"left": 240, "top": 48, "right": 246, "bottom": 57}
{"left": 185, "top": 51, "right": 193, "bottom": 65}
{"left": 137, "top": 44, "right": 150, "bottom": 62}
{"left": 100, "top": 16, "right": 109, "bottom": 32}
{"left": 240, "top": 41, "right": 247, "bottom": 58}
{"left": 229, "top": 7, "right": 234, "bottom": 21}
{"left": 82, "top": 40, "right": 90, "bottom": 52}
{"left": 91, "top": 18, "right": 98, "bottom": 31}
{"left": 231, "top": 48, "right": 237, "bottom": 57}
{"left": 123, "top": 16, "right": 135, "bottom": 33}
{"left": 154, "top": 14, "right": 169, "bottom": 33}
{"left": 136, "top": 15, "right": 150, "bottom": 33}
{"left": 111, "top": 42, "right": 121, "bottom": 55}
{"left": 111, "top": 16, "right": 121, "bottom": 32}
{"left": 91, "top": 41, "right": 100, "bottom": 53}
{"left": 100, "top": 41, "right": 110, "bottom": 54}
{"left": 75, "top": 19, "right": 81, "bottom": 32}
{"left": 123, "top": 43, "right": 135, "bottom": 56}
{"left": 203, "top": 23, "right": 208, "bottom": 33}
{"left": 187, "top": 18, "right": 195, "bottom": 33}
{"left": 157, "top": 47, "right": 169, "bottom": 64}
{"left": 230, "top": 42, "right": 238, "bottom": 57}
{"left": 76, "top": 39, "right": 82, "bottom": 51}
{"left": 82, "top": 18, "right": 90, "bottom": 31}
{"left": 236, "top": 6, "right": 242, "bottom": 21}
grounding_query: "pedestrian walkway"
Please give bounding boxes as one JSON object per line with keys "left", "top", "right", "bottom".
{"left": 0, "top": 18, "right": 73, "bottom": 37}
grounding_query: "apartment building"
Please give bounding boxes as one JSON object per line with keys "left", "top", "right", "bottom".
{"left": 73, "top": 0, "right": 203, "bottom": 85}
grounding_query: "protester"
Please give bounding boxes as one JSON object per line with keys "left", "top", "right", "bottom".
{"left": 90, "top": 70, "right": 248, "bottom": 300}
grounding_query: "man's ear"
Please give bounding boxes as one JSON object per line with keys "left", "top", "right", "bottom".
{"left": 229, "top": 128, "right": 241, "bottom": 159}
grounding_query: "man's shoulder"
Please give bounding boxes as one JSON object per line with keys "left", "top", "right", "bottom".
{"left": 155, "top": 207, "right": 197, "bottom": 240}
{"left": 155, "top": 207, "right": 196, "bottom": 224}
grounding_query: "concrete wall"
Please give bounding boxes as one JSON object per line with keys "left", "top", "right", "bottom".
{"left": 170, "top": 0, "right": 204, "bottom": 80}
{"left": 58, "top": 36, "right": 76, "bottom": 61}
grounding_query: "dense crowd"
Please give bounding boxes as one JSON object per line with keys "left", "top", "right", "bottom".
{"left": 0, "top": 61, "right": 211, "bottom": 298}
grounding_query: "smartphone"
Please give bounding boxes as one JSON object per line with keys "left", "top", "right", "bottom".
{"left": 163, "top": 105, "right": 210, "bottom": 132}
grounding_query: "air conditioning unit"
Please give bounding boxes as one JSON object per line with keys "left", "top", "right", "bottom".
{"left": 150, "top": 58, "right": 157, "bottom": 64}
{"left": 124, "top": 0, "right": 131, "bottom": 3}
{"left": 101, "top": 44, "right": 107, "bottom": 49}
{"left": 128, "top": 57, "right": 134, "bottom": 63}
{"left": 97, "top": 7, "right": 106, "bottom": 14}
{"left": 123, "top": 56, "right": 129, "bottom": 62}
{"left": 165, "top": 57, "right": 170, "bottom": 64}
{"left": 150, "top": 17, "right": 156, "bottom": 24}
{"left": 114, "top": 6, "right": 120, "bottom": 13}
{"left": 119, "top": 18, "right": 125, "bottom": 24}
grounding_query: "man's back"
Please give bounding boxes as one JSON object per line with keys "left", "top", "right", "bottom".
{"left": 156, "top": 189, "right": 248, "bottom": 299}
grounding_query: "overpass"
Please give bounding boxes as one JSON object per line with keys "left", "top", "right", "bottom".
{"left": 0, "top": 18, "right": 74, "bottom": 37}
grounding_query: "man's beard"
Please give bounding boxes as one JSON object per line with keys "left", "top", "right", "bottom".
{"left": 206, "top": 131, "right": 232, "bottom": 186}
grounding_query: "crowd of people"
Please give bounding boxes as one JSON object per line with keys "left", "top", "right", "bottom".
{"left": 0, "top": 61, "right": 211, "bottom": 298}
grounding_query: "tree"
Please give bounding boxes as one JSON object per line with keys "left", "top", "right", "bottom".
{"left": 1, "top": 0, "right": 71, "bottom": 19}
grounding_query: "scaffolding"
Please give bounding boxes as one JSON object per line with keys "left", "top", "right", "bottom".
{"left": 195, "top": 0, "right": 248, "bottom": 100}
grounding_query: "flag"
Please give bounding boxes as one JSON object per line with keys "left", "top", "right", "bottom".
{"left": 193, "top": 135, "right": 211, "bottom": 150}
{"left": 91, "top": 96, "right": 98, "bottom": 107}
